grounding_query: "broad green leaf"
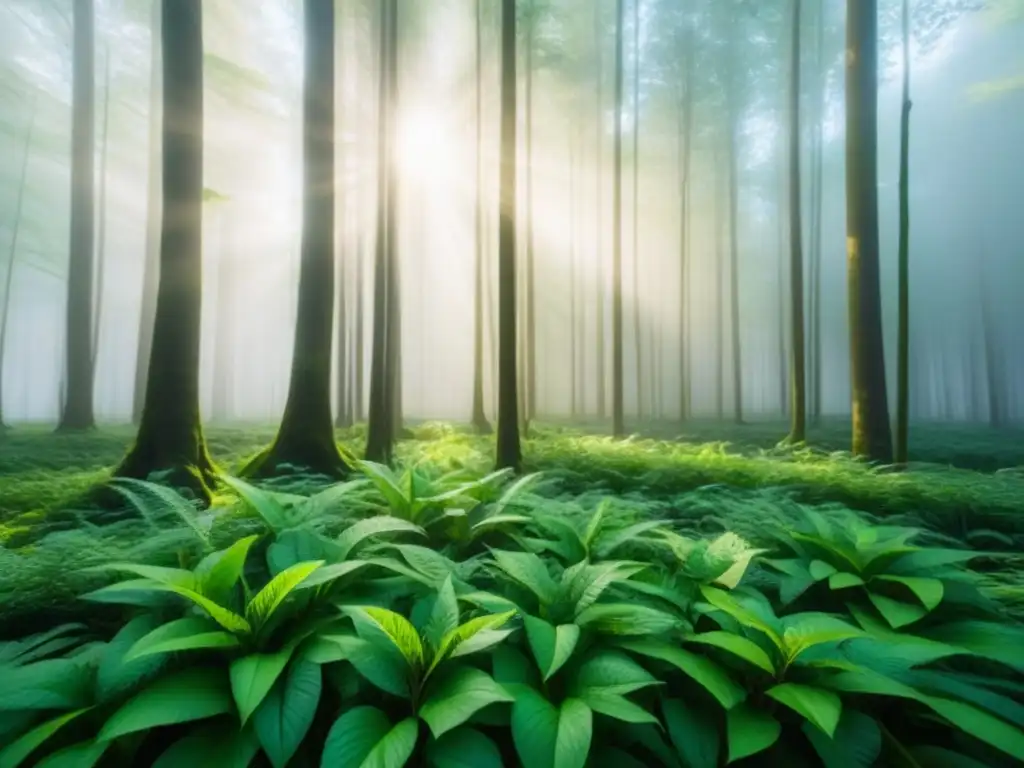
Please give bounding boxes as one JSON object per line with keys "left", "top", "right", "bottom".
{"left": 125, "top": 617, "right": 240, "bottom": 662}
{"left": 619, "top": 640, "right": 745, "bottom": 710}
{"left": 430, "top": 611, "right": 516, "bottom": 675}
{"left": 245, "top": 561, "right": 324, "bottom": 630}
{"left": 924, "top": 695, "right": 1024, "bottom": 762}
{"left": 153, "top": 723, "right": 261, "bottom": 768}
{"left": 253, "top": 659, "right": 322, "bottom": 768}
{"left": 424, "top": 577, "right": 461, "bottom": 651}
{"left": 148, "top": 583, "right": 251, "bottom": 634}
{"left": 595, "top": 521, "right": 668, "bottom": 560}
{"left": 829, "top": 573, "right": 865, "bottom": 590}
{"left": 33, "top": 741, "right": 108, "bottom": 768}
{"left": 781, "top": 614, "right": 863, "bottom": 661}
{"left": 230, "top": 644, "right": 299, "bottom": 725}
{"left": 566, "top": 561, "right": 647, "bottom": 615}
{"left": 924, "top": 621, "right": 1024, "bottom": 672}
{"left": 726, "top": 705, "right": 780, "bottom": 763}
{"left": 577, "top": 691, "right": 658, "bottom": 724}
{"left": 97, "top": 668, "right": 232, "bottom": 741}
{"left": 570, "top": 651, "right": 660, "bottom": 697}
{"left": 199, "top": 535, "right": 260, "bottom": 602}
{"left": 336, "top": 517, "right": 425, "bottom": 560}
{"left": 866, "top": 592, "right": 928, "bottom": 629}
{"left": 321, "top": 707, "right": 418, "bottom": 768}
{"left": 492, "top": 645, "right": 542, "bottom": 690}
{"left": 684, "top": 631, "right": 775, "bottom": 674}
{"left": 392, "top": 545, "right": 461, "bottom": 586}
{"left": 95, "top": 615, "right": 167, "bottom": 703}
{"left": 348, "top": 607, "right": 425, "bottom": 670}
{"left": 85, "top": 563, "right": 196, "bottom": 590}
{"left": 419, "top": 666, "right": 514, "bottom": 739}
{"left": 220, "top": 475, "right": 292, "bottom": 531}
{"left": 357, "top": 461, "right": 412, "bottom": 515}
{"left": 574, "top": 604, "right": 679, "bottom": 636}
{"left": 0, "top": 708, "right": 90, "bottom": 768}
{"left": 511, "top": 690, "right": 592, "bottom": 768}
{"left": 875, "top": 576, "right": 944, "bottom": 611}
{"left": 699, "top": 586, "right": 783, "bottom": 647}
{"left": 326, "top": 635, "right": 412, "bottom": 698}
{"left": 905, "top": 746, "right": 991, "bottom": 768}
{"left": 766, "top": 683, "right": 842, "bottom": 737}
{"left": 803, "top": 709, "right": 881, "bottom": 768}
{"left": 662, "top": 697, "right": 719, "bottom": 768}
{"left": 809, "top": 560, "right": 839, "bottom": 581}
{"left": 424, "top": 727, "right": 502, "bottom": 768}
{"left": 523, "top": 615, "right": 580, "bottom": 681}
{"left": 294, "top": 560, "right": 373, "bottom": 590}
{"left": 490, "top": 550, "right": 560, "bottom": 605}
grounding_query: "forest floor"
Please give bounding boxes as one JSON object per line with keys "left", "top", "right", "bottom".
{"left": 1, "top": 419, "right": 1022, "bottom": 632}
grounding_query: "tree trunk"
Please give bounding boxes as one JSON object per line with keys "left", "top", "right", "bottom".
{"left": 0, "top": 96, "right": 38, "bottom": 429}
{"left": 495, "top": 0, "right": 522, "bottom": 471}
{"left": 472, "top": 0, "right": 491, "bottom": 434}
{"left": 524, "top": 12, "right": 537, "bottom": 426}
{"left": 594, "top": 0, "right": 606, "bottom": 420}
{"left": 59, "top": 0, "right": 97, "bottom": 432}
{"left": 243, "top": 0, "right": 347, "bottom": 478}
{"left": 979, "top": 260, "right": 1003, "bottom": 428}
{"left": 895, "top": 0, "right": 912, "bottom": 464}
{"left": 845, "top": 0, "right": 893, "bottom": 462}
{"left": 334, "top": 1, "right": 351, "bottom": 430}
{"left": 569, "top": 116, "right": 578, "bottom": 419}
{"left": 115, "top": 0, "right": 216, "bottom": 499}
{"left": 133, "top": 0, "right": 162, "bottom": 425}
{"left": 92, "top": 45, "right": 112, "bottom": 375}
{"left": 611, "top": 0, "right": 625, "bottom": 438}
{"left": 631, "top": 0, "right": 643, "bottom": 421}
{"left": 809, "top": 0, "right": 825, "bottom": 425}
{"left": 678, "top": 25, "right": 694, "bottom": 423}
{"left": 385, "top": 0, "right": 405, "bottom": 441}
{"left": 365, "top": 0, "right": 396, "bottom": 464}
{"left": 776, "top": 160, "right": 788, "bottom": 418}
{"left": 715, "top": 147, "right": 725, "bottom": 420}
{"left": 787, "top": 0, "right": 807, "bottom": 443}
{"left": 727, "top": 51, "right": 743, "bottom": 425}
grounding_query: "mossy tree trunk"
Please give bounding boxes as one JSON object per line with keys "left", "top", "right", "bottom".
{"left": 244, "top": 0, "right": 348, "bottom": 478}
{"left": 132, "top": 0, "right": 161, "bottom": 426}
{"left": 611, "top": 0, "right": 625, "bottom": 438}
{"left": 471, "top": 0, "right": 492, "bottom": 434}
{"left": 845, "top": 0, "right": 893, "bottom": 462}
{"left": 495, "top": 0, "right": 522, "bottom": 472}
{"left": 115, "top": 0, "right": 216, "bottom": 500}
{"left": 787, "top": 0, "right": 807, "bottom": 444}
{"left": 59, "top": 0, "right": 97, "bottom": 432}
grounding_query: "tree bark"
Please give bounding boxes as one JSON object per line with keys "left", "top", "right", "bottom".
{"left": 524, "top": 11, "right": 537, "bottom": 426}
{"left": 715, "top": 147, "right": 725, "bottom": 420}
{"left": 335, "top": 1, "right": 351, "bottom": 430}
{"left": 472, "top": 0, "right": 491, "bottom": 434}
{"left": 726, "top": 48, "right": 743, "bottom": 424}
{"left": 631, "top": 0, "right": 643, "bottom": 421}
{"left": 895, "top": 0, "right": 912, "bottom": 463}
{"left": 845, "top": 0, "right": 893, "bottom": 462}
{"left": 787, "top": 0, "right": 807, "bottom": 443}
{"left": 594, "top": 0, "right": 606, "bottom": 420}
{"left": 243, "top": 0, "right": 347, "bottom": 478}
{"left": 59, "top": 0, "right": 97, "bottom": 432}
{"left": 92, "top": 44, "right": 112, "bottom": 375}
{"left": 611, "top": 0, "right": 625, "bottom": 438}
{"left": 495, "top": 0, "right": 522, "bottom": 471}
{"left": 677, "top": 22, "right": 694, "bottom": 423}
{"left": 115, "top": 0, "right": 216, "bottom": 499}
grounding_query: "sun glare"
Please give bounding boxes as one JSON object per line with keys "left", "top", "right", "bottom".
{"left": 395, "top": 109, "right": 456, "bottom": 184}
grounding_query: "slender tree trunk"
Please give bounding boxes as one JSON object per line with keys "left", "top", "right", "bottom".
{"left": 472, "top": 0, "right": 491, "bottom": 433}
{"left": 495, "top": 0, "right": 522, "bottom": 471}
{"left": 116, "top": 0, "right": 216, "bottom": 498}
{"left": 630, "top": 0, "right": 643, "bottom": 421}
{"left": 92, "top": 45, "right": 112, "bottom": 375}
{"left": 0, "top": 96, "right": 38, "bottom": 429}
{"left": 776, "top": 163, "right": 788, "bottom": 418}
{"left": 611, "top": 0, "right": 625, "bottom": 438}
{"left": 727, "top": 55, "right": 743, "bottom": 425}
{"left": 979, "top": 259, "right": 1003, "bottom": 427}
{"left": 334, "top": 1, "right": 350, "bottom": 430}
{"left": 787, "top": 0, "right": 807, "bottom": 443}
{"left": 366, "top": 0, "right": 395, "bottom": 463}
{"left": 594, "top": 0, "right": 606, "bottom": 420}
{"left": 59, "top": 0, "right": 97, "bottom": 432}
{"left": 569, "top": 115, "right": 578, "bottom": 419}
{"left": 385, "top": 0, "right": 405, "bottom": 441}
{"left": 895, "top": 0, "right": 912, "bottom": 464}
{"left": 809, "top": 0, "right": 825, "bottom": 424}
{"left": 715, "top": 148, "right": 725, "bottom": 420}
{"left": 524, "top": 13, "right": 537, "bottom": 425}
{"left": 846, "top": 0, "right": 893, "bottom": 462}
{"left": 353, "top": 231, "right": 364, "bottom": 421}
{"left": 678, "top": 28, "right": 694, "bottom": 423}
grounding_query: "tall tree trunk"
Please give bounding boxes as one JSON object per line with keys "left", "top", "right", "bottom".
{"left": 678, "top": 25, "right": 694, "bottom": 423}
{"left": 611, "top": 0, "right": 625, "bottom": 438}
{"left": 594, "top": 0, "right": 606, "bottom": 420}
{"left": 495, "top": 0, "right": 522, "bottom": 471}
{"left": 569, "top": 115, "right": 578, "bottom": 419}
{"left": 365, "top": 0, "right": 395, "bottom": 463}
{"left": 115, "top": 0, "right": 216, "bottom": 498}
{"left": 809, "top": 0, "right": 825, "bottom": 425}
{"left": 979, "top": 259, "right": 1003, "bottom": 428}
{"left": 385, "top": 0, "right": 405, "bottom": 441}
{"left": 787, "top": 0, "right": 807, "bottom": 443}
{"left": 59, "top": 0, "right": 97, "bottom": 432}
{"left": 210, "top": 211, "right": 234, "bottom": 422}
{"left": 334, "top": 1, "right": 351, "bottom": 430}
{"left": 631, "top": 0, "right": 643, "bottom": 421}
{"left": 776, "top": 163, "right": 788, "bottom": 417}
{"left": 845, "top": 0, "right": 893, "bottom": 462}
{"left": 353, "top": 231, "right": 364, "bottom": 421}
{"left": 92, "top": 45, "right": 112, "bottom": 375}
{"left": 133, "top": 0, "right": 162, "bottom": 425}
{"left": 472, "top": 0, "right": 491, "bottom": 433}
{"left": 727, "top": 52, "right": 743, "bottom": 424}
{"left": 524, "top": 12, "right": 537, "bottom": 426}
{"left": 0, "top": 96, "right": 38, "bottom": 429}
{"left": 895, "top": 0, "right": 912, "bottom": 464}
{"left": 244, "top": 0, "right": 346, "bottom": 477}
{"left": 715, "top": 147, "right": 724, "bottom": 420}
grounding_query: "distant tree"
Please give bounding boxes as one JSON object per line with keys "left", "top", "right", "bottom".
{"left": 59, "top": 0, "right": 97, "bottom": 432}
{"left": 91, "top": 39, "right": 113, "bottom": 376}
{"left": 593, "top": 0, "right": 607, "bottom": 420}
{"left": 472, "top": 0, "right": 492, "bottom": 434}
{"left": 725, "top": 25, "right": 743, "bottom": 425}
{"left": 894, "top": 0, "right": 912, "bottom": 465}
{"left": 845, "top": 0, "right": 893, "bottom": 462}
{"left": 208, "top": 189, "right": 234, "bottom": 423}
{"left": 496, "top": 0, "right": 522, "bottom": 471}
{"left": 786, "top": 0, "right": 807, "bottom": 444}
{"left": 611, "top": 0, "right": 625, "bottom": 438}
{"left": 675, "top": 9, "right": 694, "bottom": 423}
{"left": 631, "top": 0, "right": 643, "bottom": 421}
{"left": 115, "top": 0, "right": 217, "bottom": 498}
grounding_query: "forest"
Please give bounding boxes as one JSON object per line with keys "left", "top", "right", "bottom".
{"left": 1, "top": 0, "right": 1023, "bottom": 765}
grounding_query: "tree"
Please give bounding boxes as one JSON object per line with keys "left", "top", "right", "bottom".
{"left": 786, "top": 0, "right": 807, "bottom": 444}
{"left": 59, "top": 0, "right": 97, "bottom": 432}
{"left": 895, "top": 0, "right": 912, "bottom": 465}
{"left": 630, "top": 0, "right": 643, "bottom": 421}
{"left": 593, "top": 0, "right": 607, "bottom": 420}
{"left": 676, "top": 10, "right": 694, "bottom": 424}
{"left": 472, "top": 0, "right": 492, "bottom": 434}
{"left": 725, "top": 26, "right": 743, "bottom": 425}
{"left": 115, "top": 0, "right": 217, "bottom": 498}
{"left": 208, "top": 190, "right": 234, "bottom": 423}
{"left": 495, "top": 0, "right": 522, "bottom": 471}
{"left": 611, "top": 0, "right": 625, "bottom": 438}
{"left": 845, "top": 0, "right": 893, "bottom": 462}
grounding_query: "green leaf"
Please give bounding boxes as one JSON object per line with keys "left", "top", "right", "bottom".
{"left": 577, "top": 691, "right": 659, "bottom": 724}
{"left": 324, "top": 634, "right": 412, "bottom": 698}
{"left": 146, "top": 583, "right": 251, "bottom": 634}
{"left": 347, "top": 607, "right": 425, "bottom": 670}
{"left": 574, "top": 604, "right": 679, "bottom": 636}
{"left": 253, "top": 660, "right": 322, "bottom": 768}
{"left": 425, "top": 727, "right": 503, "bottom": 768}
{"left": 336, "top": 517, "right": 426, "bottom": 560}
{"left": 97, "top": 668, "right": 232, "bottom": 742}
{"left": 95, "top": 615, "right": 167, "bottom": 703}
{"left": 511, "top": 690, "right": 592, "bottom": 768}
{"left": 294, "top": 560, "right": 373, "bottom": 590}
{"left": 699, "top": 586, "right": 783, "bottom": 647}
{"left": 229, "top": 644, "right": 299, "bottom": 725}
{"left": 523, "top": 615, "right": 580, "bottom": 681}
{"left": 766, "top": 683, "right": 842, "bottom": 737}
{"left": 662, "top": 697, "right": 719, "bottom": 768}
{"left": 153, "top": 723, "right": 261, "bottom": 768}
{"left": 866, "top": 591, "right": 928, "bottom": 629}
{"left": 684, "top": 631, "right": 775, "bottom": 674}
{"left": 125, "top": 617, "right": 240, "bottom": 662}
{"left": 245, "top": 561, "right": 324, "bottom": 630}
{"left": 924, "top": 695, "right": 1024, "bottom": 763}
{"left": 492, "top": 645, "right": 542, "bottom": 690}
{"left": 803, "top": 709, "right": 881, "bottom": 768}
{"left": 874, "top": 576, "right": 944, "bottom": 611}
{"left": 828, "top": 573, "right": 865, "bottom": 590}
{"left": 220, "top": 475, "right": 292, "bottom": 532}
{"left": 490, "top": 550, "right": 560, "bottom": 605}
{"left": 424, "top": 577, "right": 461, "bottom": 651}
{"left": 726, "top": 705, "right": 780, "bottom": 763}
{"left": 780, "top": 614, "right": 863, "bottom": 661}
{"left": 0, "top": 708, "right": 90, "bottom": 768}
{"left": 570, "top": 651, "right": 660, "bottom": 697}
{"left": 321, "top": 707, "right": 418, "bottom": 768}
{"left": 198, "top": 535, "right": 260, "bottom": 602}
{"left": 419, "top": 666, "right": 514, "bottom": 739}
{"left": 33, "top": 741, "right": 108, "bottom": 768}
{"left": 619, "top": 640, "right": 745, "bottom": 710}
{"left": 85, "top": 563, "right": 196, "bottom": 589}
{"left": 809, "top": 560, "right": 839, "bottom": 581}
{"left": 357, "top": 462, "right": 413, "bottom": 515}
